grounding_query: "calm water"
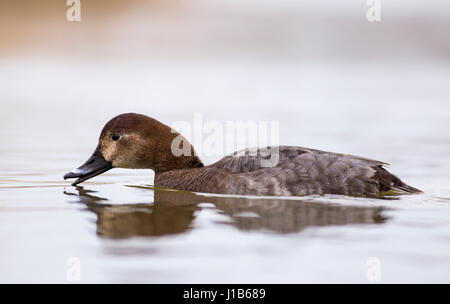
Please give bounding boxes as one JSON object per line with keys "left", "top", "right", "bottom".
{"left": 1, "top": 59, "right": 450, "bottom": 283}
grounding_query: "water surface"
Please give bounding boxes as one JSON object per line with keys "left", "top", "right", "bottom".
{"left": 1, "top": 60, "right": 449, "bottom": 283}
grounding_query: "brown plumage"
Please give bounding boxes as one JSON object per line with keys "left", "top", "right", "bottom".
{"left": 64, "top": 113, "right": 422, "bottom": 198}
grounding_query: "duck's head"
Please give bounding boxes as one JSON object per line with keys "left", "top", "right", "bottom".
{"left": 64, "top": 113, "right": 202, "bottom": 186}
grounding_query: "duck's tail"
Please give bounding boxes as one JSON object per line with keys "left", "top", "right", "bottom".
{"left": 374, "top": 166, "right": 422, "bottom": 196}
{"left": 391, "top": 183, "right": 423, "bottom": 195}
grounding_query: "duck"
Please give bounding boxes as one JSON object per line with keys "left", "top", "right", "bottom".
{"left": 64, "top": 113, "right": 422, "bottom": 198}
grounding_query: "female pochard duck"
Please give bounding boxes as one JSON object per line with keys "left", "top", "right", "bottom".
{"left": 64, "top": 113, "right": 421, "bottom": 198}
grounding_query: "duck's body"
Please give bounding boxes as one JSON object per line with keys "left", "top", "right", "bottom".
{"left": 64, "top": 113, "right": 421, "bottom": 198}
{"left": 156, "top": 146, "right": 420, "bottom": 197}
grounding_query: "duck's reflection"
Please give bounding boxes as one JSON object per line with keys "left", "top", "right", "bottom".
{"left": 64, "top": 187, "right": 198, "bottom": 238}
{"left": 64, "top": 186, "right": 387, "bottom": 238}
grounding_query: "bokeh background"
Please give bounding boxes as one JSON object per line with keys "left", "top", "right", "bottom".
{"left": 1, "top": 0, "right": 450, "bottom": 283}
{"left": 1, "top": 0, "right": 449, "bottom": 162}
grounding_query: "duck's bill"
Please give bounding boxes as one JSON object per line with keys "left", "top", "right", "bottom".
{"left": 64, "top": 144, "right": 113, "bottom": 186}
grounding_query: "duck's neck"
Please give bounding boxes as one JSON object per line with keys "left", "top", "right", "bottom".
{"left": 149, "top": 121, "right": 204, "bottom": 173}
{"left": 154, "top": 153, "right": 204, "bottom": 174}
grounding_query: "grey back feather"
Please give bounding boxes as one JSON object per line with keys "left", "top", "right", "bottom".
{"left": 212, "top": 146, "right": 390, "bottom": 197}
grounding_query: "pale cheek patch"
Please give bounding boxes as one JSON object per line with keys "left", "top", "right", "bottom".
{"left": 107, "top": 133, "right": 148, "bottom": 169}
{"left": 101, "top": 143, "right": 115, "bottom": 163}
{"left": 112, "top": 150, "right": 146, "bottom": 169}
{"left": 112, "top": 154, "right": 131, "bottom": 168}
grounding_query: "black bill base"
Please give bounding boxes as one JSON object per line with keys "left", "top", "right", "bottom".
{"left": 64, "top": 144, "right": 113, "bottom": 186}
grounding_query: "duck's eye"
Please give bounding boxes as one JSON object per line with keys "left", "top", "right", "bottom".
{"left": 112, "top": 134, "right": 120, "bottom": 141}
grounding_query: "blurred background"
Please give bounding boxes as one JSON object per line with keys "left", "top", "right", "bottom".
{"left": 1, "top": 0, "right": 450, "bottom": 283}
{"left": 1, "top": 0, "right": 449, "bottom": 164}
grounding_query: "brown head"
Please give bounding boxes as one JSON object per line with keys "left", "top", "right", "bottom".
{"left": 64, "top": 113, "right": 203, "bottom": 186}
